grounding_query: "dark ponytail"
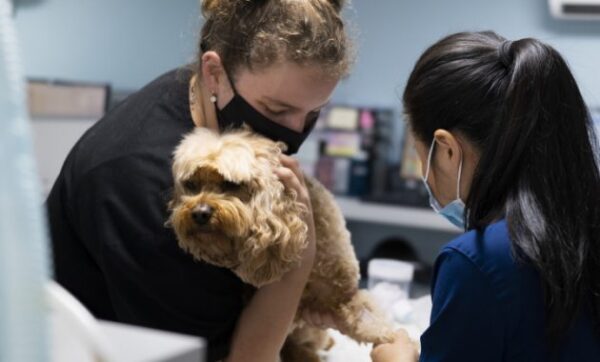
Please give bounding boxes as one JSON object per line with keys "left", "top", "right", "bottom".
{"left": 403, "top": 31, "right": 600, "bottom": 344}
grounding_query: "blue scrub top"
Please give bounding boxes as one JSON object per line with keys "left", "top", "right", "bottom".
{"left": 420, "top": 220, "right": 600, "bottom": 361}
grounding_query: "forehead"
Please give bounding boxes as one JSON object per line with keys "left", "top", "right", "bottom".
{"left": 191, "top": 166, "right": 225, "bottom": 183}
{"left": 234, "top": 61, "right": 339, "bottom": 110}
{"left": 196, "top": 145, "right": 258, "bottom": 184}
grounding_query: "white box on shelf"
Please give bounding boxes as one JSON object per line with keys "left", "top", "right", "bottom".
{"left": 335, "top": 196, "right": 460, "bottom": 233}
{"left": 30, "top": 118, "right": 97, "bottom": 195}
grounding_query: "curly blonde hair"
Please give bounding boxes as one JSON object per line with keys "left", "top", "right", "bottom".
{"left": 198, "top": 0, "right": 352, "bottom": 79}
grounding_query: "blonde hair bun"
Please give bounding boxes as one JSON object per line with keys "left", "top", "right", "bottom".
{"left": 198, "top": 0, "right": 352, "bottom": 78}
{"left": 202, "top": 0, "right": 344, "bottom": 15}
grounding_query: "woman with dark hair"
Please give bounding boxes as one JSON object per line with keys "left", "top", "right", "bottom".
{"left": 370, "top": 31, "right": 600, "bottom": 361}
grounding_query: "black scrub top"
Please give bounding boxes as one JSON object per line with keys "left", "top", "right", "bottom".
{"left": 46, "top": 67, "right": 245, "bottom": 361}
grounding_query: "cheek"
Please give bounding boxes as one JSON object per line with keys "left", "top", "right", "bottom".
{"left": 213, "top": 199, "right": 253, "bottom": 234}
{"left": 274, "top": 114, "right": 305, "bottom": 133}
{"left": 429, "top": 169, "right": 458, "bottom": 206}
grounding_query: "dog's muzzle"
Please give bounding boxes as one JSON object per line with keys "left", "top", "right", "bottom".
{"left": 191, "top": 204, "right": 213, "bottom": 226}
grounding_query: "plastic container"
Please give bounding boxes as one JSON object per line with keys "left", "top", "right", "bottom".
{"left": 368, "top": 259, "right": 415, "bottom": 319}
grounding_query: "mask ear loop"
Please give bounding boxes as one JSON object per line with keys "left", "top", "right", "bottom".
{"left": 423, "top": 138, "right": 436, "bottom": 183}
{"left": 425, "top": 137, "right": 464, "bottom": 200}
{"left": 223, "top": 67, "right": 238, "bottom": 95}
{"left": 456, "top": 147, "right": 464, "bottom": 200}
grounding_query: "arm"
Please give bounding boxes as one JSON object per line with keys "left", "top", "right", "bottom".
{"left": 224, "top": 155, "right": 316, "bottom": 362}
{"left": 419, "top": 250, "right": 504, "bottom": 362}
{"left": 225, "top": 235, "right": 314, "bottom": 362}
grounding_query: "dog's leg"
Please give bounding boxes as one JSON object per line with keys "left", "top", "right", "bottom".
{"left": 303, "top": 177, "right": 395, "bottom": 344}
{"left": 334, "top": 290, "right": 396, "bottom": 345}
{"left": 281, "top": 325, "right": 331, "bottom": 362}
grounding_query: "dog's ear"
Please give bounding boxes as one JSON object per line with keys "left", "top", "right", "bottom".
{"left": 234, "top": 194, "right": 309, "bottom": 287}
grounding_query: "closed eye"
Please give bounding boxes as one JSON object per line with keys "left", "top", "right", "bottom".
{"left": 183, "top": 179, "right": 201, "bottom": 193}
{"left": 221, "top": 180, "right": 242, "bottom": 193}
{"left": 266, "top": 107, "right": 288, "bottom": 117}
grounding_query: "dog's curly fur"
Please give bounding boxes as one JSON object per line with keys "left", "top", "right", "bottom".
{"left": 168, "top": 128, "right": 394, "bottom": 361}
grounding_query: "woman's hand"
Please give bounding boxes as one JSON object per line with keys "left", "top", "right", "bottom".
{"left": 371, "top": 329, "right": 419, "bottom": 362}
{"left": 275, "top": 155, "right": 317, "bottom": 263}
{"left": 276, "top": 155, "right": 312, "bottom": 208}
{"left": 224, "top": 155, "right": 316, "bottom": 362}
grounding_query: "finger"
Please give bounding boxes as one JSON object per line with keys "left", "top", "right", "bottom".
{"left": 274, "top": 167, "right": 311, "bottom": 207}
{"left": 274, "top": 167, "right": 299, "bottom": 186}
{"left": 370, "top": 344, "right": 386, "bottom": 360}
{"left": 310, "top": 311, "right": 324, "bottom": 328}
{"left": 372, "top": 329, "right": 410, "bottom": 349}
{"left": 302, "top": 309, "right": 321, "bottom": 328}
{"left": 302, "top": 309, "right": 315, "bottom": 327}
{"left": 279, "top": 154, "right": 299, "bottom": 169}
{"left": 279, "top": 155, "right": 305, "bottom": 185}
{"left": 274, "top": 167, "right": 303, "bottom": 193}
{"left": 393, "top": 329, "right": 411, "bottom": 342}
{"left": 274, "top": 166, "right": 295, "bottom": 182}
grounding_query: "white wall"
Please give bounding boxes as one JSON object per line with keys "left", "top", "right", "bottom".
{"left": 15, "top": 0, "right": 600, "bottom": 105}
{"left": 334, "top": 0, "right": 600, "bottom": 108}
{"left": 30, "top": 118, "right": 96, "bottom": 195}
{"left": 15, "top": 0, "right": 200, "bottom": 90}
{"left": 15, "top": 0, "right": 600, "bottom": 265}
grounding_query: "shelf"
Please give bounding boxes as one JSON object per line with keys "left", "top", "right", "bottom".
{"left": 335, "top": 196, "right": 461, "bottom": 233}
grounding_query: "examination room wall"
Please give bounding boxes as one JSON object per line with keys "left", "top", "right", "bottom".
{"left": 15, "top": 0, "right": 201, "bottom": 90}
{"left": 15, "top": 0, "right": 600, "bottom": 106}
{"left": 15, "top": 0, "right": 600, "bottom": 267}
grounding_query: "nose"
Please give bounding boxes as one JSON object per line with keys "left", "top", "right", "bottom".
{"left": 191, "top": 204, "right": 213, "bottom": 225}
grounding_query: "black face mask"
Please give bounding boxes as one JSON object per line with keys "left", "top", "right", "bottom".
{"left": 215, "top": 78, "right": 319, "bottom": 155}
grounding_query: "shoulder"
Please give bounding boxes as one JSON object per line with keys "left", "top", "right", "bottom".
{"left": 425, "top": 222, "right": 515, "bottom": 342}
{"left": 425, "top": 221, "right": 547, "bottom": 359}
{"left": 435, "top": 220, "right": 537, "bottom": 313}
{"left": 443, "top": 220, "right": 514, "bottom": 275}
{"left": 61, "top": 68, "right": 195, "bottom": 189}
{"left": 126, "top": 67, "right": 193, "bottom": 108}
{"left": 83, "top": 66, "right": 193, "bottom": 144}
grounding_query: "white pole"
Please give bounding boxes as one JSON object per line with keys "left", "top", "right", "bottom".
{"left": 0, "top": 0, "right": 50, "bottom": 360}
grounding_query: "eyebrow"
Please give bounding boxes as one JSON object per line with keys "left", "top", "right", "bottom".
{"left": 262, "top": 96, "right": 329, "bottom": 111}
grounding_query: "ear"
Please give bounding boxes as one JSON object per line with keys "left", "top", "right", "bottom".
{"left": 433, "top": 129, "right": 463, "bottom": 176}
{"left": 234, "top": 196, "right": 309, "bottom": 287}
{"left": 201, "top": 51, "right": 234, "bottom": 108}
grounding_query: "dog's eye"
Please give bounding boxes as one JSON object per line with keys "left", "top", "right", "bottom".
{"left": 221, "top": 180, "right": 241, "bottom": 192}
{"left": 183, "top": 179, "right": 201, "bottom": 193}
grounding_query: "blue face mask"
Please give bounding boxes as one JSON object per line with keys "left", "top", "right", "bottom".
{"left": 422, "top": 139, "right": 466, "bottom": 229}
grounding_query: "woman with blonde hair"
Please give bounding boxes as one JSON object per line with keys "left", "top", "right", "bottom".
{"left": 46, "top": 1, "right": 352, "bottom": 361}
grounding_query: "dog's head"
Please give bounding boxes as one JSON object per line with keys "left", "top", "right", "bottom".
{"left": 168, "top": 128, "right": 308, "bottom": 287}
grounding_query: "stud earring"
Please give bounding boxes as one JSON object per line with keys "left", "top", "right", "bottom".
{"left": 210, "top": 94, "right": 217, "bottom": 103}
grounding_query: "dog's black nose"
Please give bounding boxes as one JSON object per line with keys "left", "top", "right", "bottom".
{"left": 192, "top": 204, "right": 213, "bottom": 225}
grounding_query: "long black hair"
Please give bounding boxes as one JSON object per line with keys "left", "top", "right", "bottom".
{"left": 403, "top": 31, "right": 600, "bottom": 343}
